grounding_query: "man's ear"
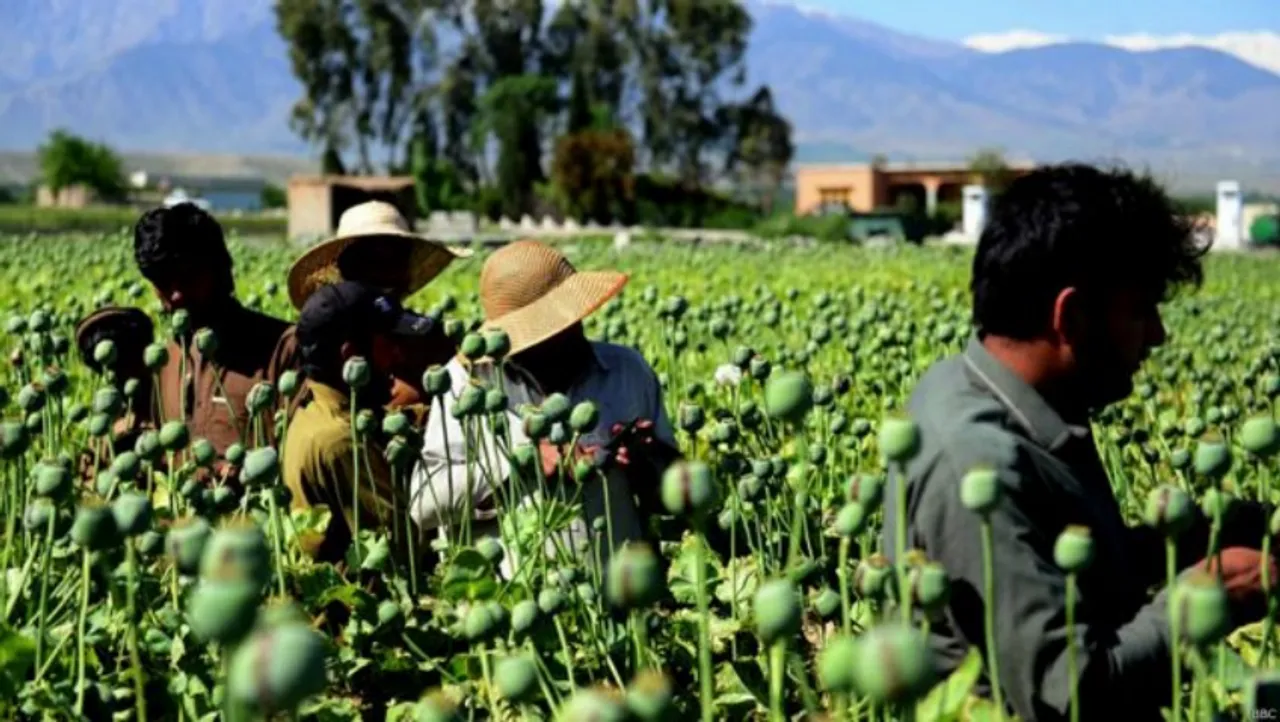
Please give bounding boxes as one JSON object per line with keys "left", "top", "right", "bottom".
{"left": 1050, "top": 287, "right": 1085, "bottom": 342}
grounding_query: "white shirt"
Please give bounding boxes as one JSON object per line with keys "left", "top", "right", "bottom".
{"left": 410, "top": 342, "right": 677, "bottom": 575}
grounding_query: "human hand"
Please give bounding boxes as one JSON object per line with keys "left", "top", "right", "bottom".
{"left": 1193, "top": 547, "right": 1279, "bottom": 623}
{"left": 607, "top": 418, "right": 658, "bottom": 467}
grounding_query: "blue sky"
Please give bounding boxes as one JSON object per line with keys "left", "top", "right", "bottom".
{"left": 802, "top": 0, "right": 1278, "bottom": 39}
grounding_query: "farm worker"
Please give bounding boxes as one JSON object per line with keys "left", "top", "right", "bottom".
{"left": 411, "top": 239, "right": 680, "bottom": 577}
{"left": 73, "top": 305, "right": 156, "bottom": 459}
{"left": 132, "top": 202, "right": 299, "bottom": 457}
{"left": 281, "top": 280, "right": 436, "bottom": 564}
{"left": 285, "top": 200, "right": 470, "bottom": 421}
{"left": 881, "top": 163, "right": 1277, "bottom": 722}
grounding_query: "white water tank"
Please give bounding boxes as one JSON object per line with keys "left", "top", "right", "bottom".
{"left": 962, "top": 185, "right": 988, "bottom": 239}
{"left": 1215, "top": 180, "right": 1243, "bottom": 251}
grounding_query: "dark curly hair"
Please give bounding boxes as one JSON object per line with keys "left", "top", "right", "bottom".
{"left": 132, "top": 203, "right": 234, "bottom": 295}
{"left": 971, "top": 162, "right": 1210, "bottom": 339}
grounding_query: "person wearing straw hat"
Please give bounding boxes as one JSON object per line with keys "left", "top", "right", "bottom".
{"left": 411, "top": 239, "right": 680, "bottom": 576}
{"left": 285, "top": 199, "right": 470, "bottom": 415}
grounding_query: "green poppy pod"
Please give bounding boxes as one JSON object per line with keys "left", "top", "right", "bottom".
{"left": 443, "top": 318, "right": 464, "bottom": 342}
{"left": 855, "top": 555, "right": 895, "bottom": 601}
{"left": 93, "top": 471, "right": 117, "bottom": 497}
{"left": 484, "top": 330, "right": 511, "bottom": 360}
{"left": 1176, "top": 573, "right": 1230, "bottom": 648}
{"left": 257, "top": 598, "right": 310, "bottom": 631}
{"left": 494, "top": 655, "right": 538, "bottom": 703}
{"left": 92, "top": 386, "right": 121, "bottom": 417}
{"left": 847, "top": 473, "right": 885, "bottom": 509}
{"left": 753, "top": 578, "right": 802, "bottom": 646}
{"left": 763, "top": 370, "right": 813, "bottom": 425}
{"left": 17, "top": 383, "right": 46, "bottom": 414}
{"left": 1240, "top": 416, "right": 1279, "bottom": 458}
{"left": 110, "top": 451, "right": 140, "bottom": 481}
{"left": 1194, "top": 435, "right": 1232, "bottom": 479}
{"left": 41, "top": 367, "right": 68, "bottom": 397}
{"left": 732, "top": 345, "right": 754, "bottom": 369}
{"left": 547, "top": 421, "right": 571, "bottom": 446}
{"left": 159, "top": 420, "right": 189, "bottom": 452}
{"left": 660, "top": 460, "right": 717, "bottom": 519}
{"left": 34, "top": 460, "right": 71, "bottom": 500}
{"left": 879, "top": 415, "right": 921, "bottom": 463}
{"left": 228, "top": 623, "right": 327, "bottom": 713}
{"left": 1143, "top": 485, "right": 1195, "bottom": 538}
{"left": 463, "top": 604, "right": 496, "bottom": 643}
{"left": 454, "top": 385, "right": 484, "bottom": 417}
{"left": 382, "top": 412, "right": 411, "bottom": 438}
{"left": 522, "top": 412, "right": 549, "bottom": 441}
{"left": 511, "top": 600, "right": 539, "bottom": 637}
{"left": 909, "top": 562, "right": 950, "bottom": 612}
{"left": 167, "top": 517, "right": 212, "bottom": 576}
{"left": 246, "top": 382, "right": 276, "bottom": 414}
{"left": 342, "top": 357, "right": 370, "bottom": 389}
{"left": 191, "top": 438, "right": 216, "bottom": 468}
{"left": 138, "top": 530, "right": 164, "bottom": 556}
{"left": 66, "top": 403, "right": 88, "bottom": 424}
{"left": 93, "top": 339, "right": 117, "bottom": 366}
{"left": 459, "top": 333, "right": 486, "bottom": 360}
{"left": 851, "top": 622, "right": 938, "bottom": 704}
{"left": 833, "top": 502, "right": 869, "bottom": 537}
{"left": 200, "top": 522, "right": 271, "bottom": 587}
{"left": 955, "top": 466, "right": 1000, "bottom": 515}
{"left": 225, "top": 442, "right": 246, "bottom": 467}
{"left": 71, "top": 503, "right": 119, "bottom": 551}
{"left": 277, "top": 370, "right": 301, "bottom": 399}
{"left": 483, "top": 388, "right": 507, "bottom": 414}
{"left": 538, "top": 588, "right": 565, "bottom": 616}
{"left": 569, "top": 401, "right": 599, "bottom": 433}
{"left": 111, "top": 493, "right": 152, "bottom": 536}
{"left": 424, "top": 366, "right": 451, "bottom": 397}
{"left": 240, "top": 447, "right": 280, "bottom": 487}
{"left": 1169, "top": 448, "right": 1191, "bottom": 470}
{"left": 557, "top": 688, "right": 628, "bottom": 722}
{"left": 813, "top": 587, "right": 841, "bottom": 620}
{"left": 0, "top": 421, "right": 27, "bottom": 459}
{"left": 143, "top": 343, "right": 169, "bottom": 371}
{"left": 1201, "top": 488, "right": 1234, "bottom": 520}
{"left": 130, "top": 430, "right": 160, "bottom": 462}
{"left": 625, "top": 670, "right": 674, "bottom": 721}
{"left": 188, "top": 579, "right": 261, "bottom": 644}
{"left": 737, "top": 474, "right": 763, "bottom": 501}
{"left": 1053, "top": 525, "right": 1095, "bottom": 573}
{"left": 606, "top": 542, "right": 662, "bottom": 610}
{"left": 5, "top": 316, "right": 25, "bottom": 334}
{"left": 749, "top": 355, "right": 771, "bottom": 381}
{"left": 541, "top": 393, "right": 571, "bottom": 424}
{"left": 25, "top": 411, "right": 42, "bottom": 434}
{"left": 817, "top": 634, "right": 860, "bottom": 693}
{"left": 678, "top": 403, "right": 705, "bottom": 432}
{"left": 194, "top": 328, "right": 218, "bottom": 356}
{"left": 24, "top": 500, "right": 54, "bottom": 533}
{"left": 353, "top": 409, "right": 375, "bottom": 436}
{"left": 476, "top": 537, "right": 504, "bottom": 565}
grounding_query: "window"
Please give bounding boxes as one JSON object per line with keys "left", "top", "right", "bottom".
{"left": 818, "top": 186, "right": 852, "bottom": 205}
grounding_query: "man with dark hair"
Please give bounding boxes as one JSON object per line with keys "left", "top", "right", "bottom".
{"left": 133, "top": 202, "right": 299, "bottom": 455}
{"left": 882, "top": 163, "right": 1275, "bottom": 722}
{"left": 282, "top": 280, "right": 435, "bottom": 564}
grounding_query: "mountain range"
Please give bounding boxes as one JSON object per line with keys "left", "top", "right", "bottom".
{"left": 1, "top": 0, "right": 1277, "bottom": 193}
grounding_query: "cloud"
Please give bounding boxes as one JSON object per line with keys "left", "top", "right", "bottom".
{"left": 963, "top": 30, "right": 1280, "bottom": 75}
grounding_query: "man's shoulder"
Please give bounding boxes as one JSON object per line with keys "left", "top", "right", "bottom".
{"left": 286, "top": 405, "right": 352, "bottom": 456}
{"left": 907, "top": 353, "right": 1025, "bottom": 480}
{"left": 591, "top": 342, "right": 658, "bottom": 381}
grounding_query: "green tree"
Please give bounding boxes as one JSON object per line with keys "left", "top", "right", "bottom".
{"left": 551, "top": 128, "right": 637, "bottom": 224}
{"left": 478, "top": 74, "right": 560, "bottom": 219}
{"left": 37, "top": 130, "right": 126, "bottom": 201}
{"left": 723, "top": 86, "right": 794, "bottom": 214}
{"left": 260, "top": 184, "right": 287, "bottom": 209}
{"left": 968, "top": 147, "right": 1014, "bottom": 193}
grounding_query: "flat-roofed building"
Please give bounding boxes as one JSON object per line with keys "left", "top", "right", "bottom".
{"left": 794, "top": 160, "right": 1037, "bottom": 216}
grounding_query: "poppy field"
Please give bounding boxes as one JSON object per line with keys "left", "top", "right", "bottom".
{"left": 0, "top": 231, "right": 1277, "bottom": 721}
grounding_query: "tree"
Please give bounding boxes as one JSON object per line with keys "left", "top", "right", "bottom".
{"left": 969, "top": 147, "right": 1014, "bottom": 193}
{"left": 551, "top": 128, "right": 637, "bottom": 224}
{"left": 723, "top": 86, "right": 794, "bottom": 214}
{"left": 261, "top": 184, "right": 288, "bottom": 209}
{"left": 37, "top": 130, "right": 126, "bottom": 201}
{"left": 478, "top": 74, "right": 559, "bottom": 219}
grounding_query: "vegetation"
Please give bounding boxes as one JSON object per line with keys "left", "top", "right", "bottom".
{"left": 273, "top": 0, "right": 794, "bottom": 225}
{"left": 36, "top": 130, "right": 127, "bottom": 202}
{"left": 0, "top": 231, "right": 1276, "bottom": 720}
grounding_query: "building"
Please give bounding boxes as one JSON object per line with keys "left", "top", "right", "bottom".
{"left": 793, "top": 160, "right": 1037, "bottom": 216}
{"left": 286, "top": 175, "right": 417, "bottom": 242}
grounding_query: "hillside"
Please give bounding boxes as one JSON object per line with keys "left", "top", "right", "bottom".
{"left": 1, "top": 0, "right": 1277, "bottom": 192}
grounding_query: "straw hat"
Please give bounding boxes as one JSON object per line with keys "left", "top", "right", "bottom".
{"left": 480, "top": 240, "right": 628, "bottom": 357}
{"left": 287, "top": 200, "right": 472, "bottom": 309}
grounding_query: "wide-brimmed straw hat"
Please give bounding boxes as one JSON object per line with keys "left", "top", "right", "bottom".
{"left": 287, "top": 200, "right": 472, "bottom": 310}
{"left": 480, "top": 240, "right": 628, "bottom": 358}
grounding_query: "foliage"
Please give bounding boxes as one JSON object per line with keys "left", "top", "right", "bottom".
{"left": 0, "top": 231, "right": 1275, "bottom": 720}
{"left": 36, "top": 130, "right": 127, "bottom": 201}
{"left": 550, "top": 128, "right": 637, "bottom": 225}
{"left": 260, "top": 184, "right": 287, "bottom": 210}
{"left": 967, "top": 147, "right": 1014, "bottom": 195}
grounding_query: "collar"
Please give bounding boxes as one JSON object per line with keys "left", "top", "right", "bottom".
{"left": 962, "top": 335, "right": 1088, "bottom": 452}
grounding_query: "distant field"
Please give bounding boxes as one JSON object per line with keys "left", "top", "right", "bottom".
{"left": 0, "top": 150, "right": 317, "bottom": 187}
{"left": 0, "top": 205, "right": 286, "bottom": 235}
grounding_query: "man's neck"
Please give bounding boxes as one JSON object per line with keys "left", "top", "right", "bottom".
{"left": 980, "top": 335, "right": 1091, "bottom": 425}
